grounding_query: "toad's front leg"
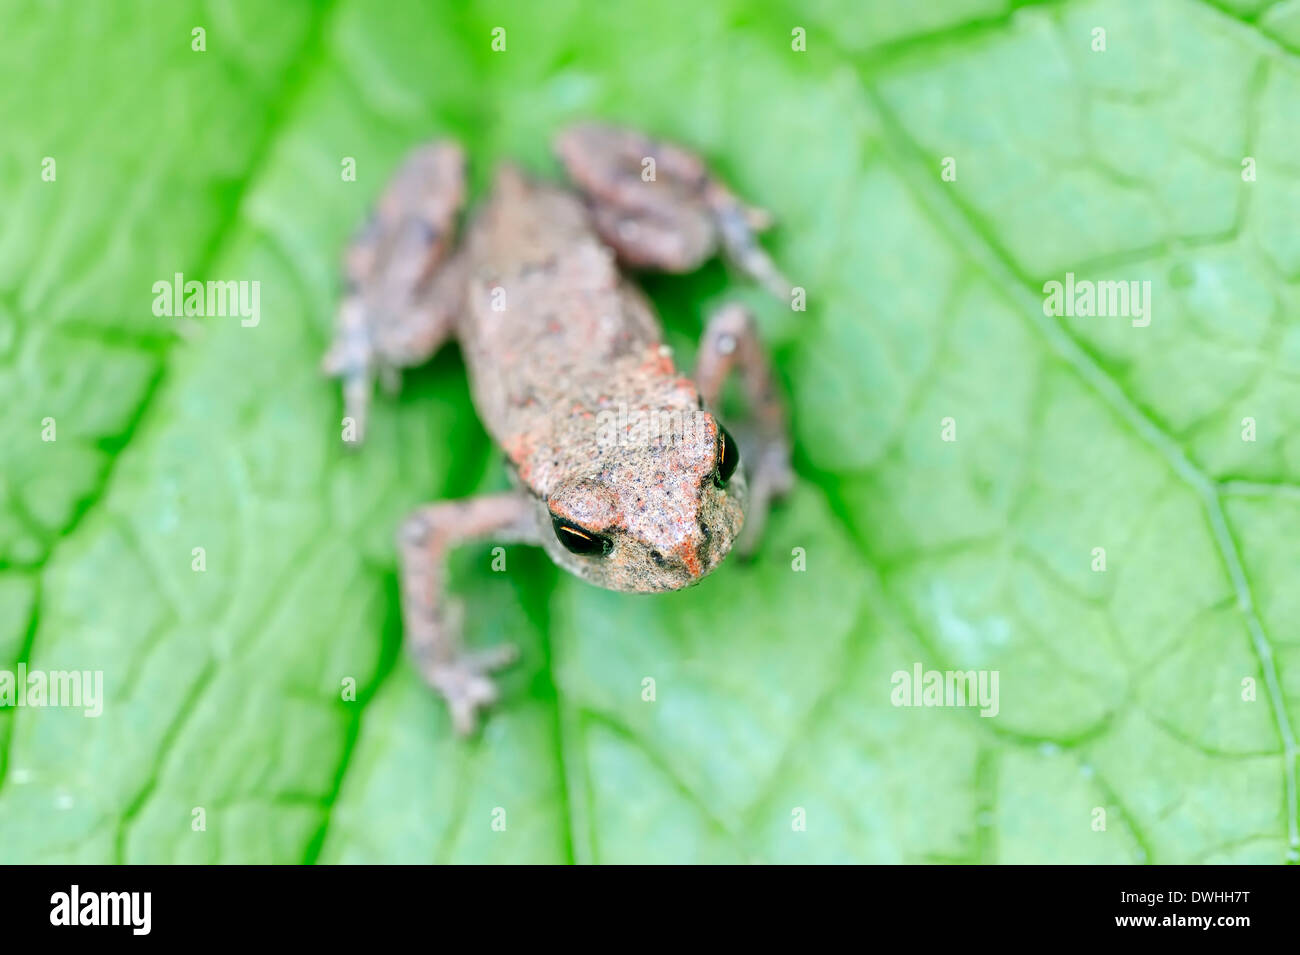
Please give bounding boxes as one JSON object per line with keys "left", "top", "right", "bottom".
{"left": 695, "top": 303, "right": 793, "bottom": 555}
{"left": 397, "top": 492, "right": 541, "bottom": 735}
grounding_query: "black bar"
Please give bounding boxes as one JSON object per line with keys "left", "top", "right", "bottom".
{"left": 0, "top": 864, "right": 1287, "bottom": 942}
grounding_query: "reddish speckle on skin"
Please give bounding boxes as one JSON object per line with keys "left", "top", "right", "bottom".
{"left": 639, "top": 344, "right": 676, "bottom": 377}
{"left": 503, "top": 432, "right": 538, "bottom": 467}
{"left": 677, "top": 540, "right": 702, "bottom": 578}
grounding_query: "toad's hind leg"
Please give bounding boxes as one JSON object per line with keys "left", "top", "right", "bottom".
{"left": 397, "top": 492, "right": 542, "bottom": 736}
{"left": 554, "top": 123, "right": 791, "bottom": 301}
{"left": 323, "top": 141, "right": 469, "bottom": 445}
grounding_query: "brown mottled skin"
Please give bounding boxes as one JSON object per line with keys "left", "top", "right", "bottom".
{"left": 323, "top": 124, "right": 792, "bottom": 734}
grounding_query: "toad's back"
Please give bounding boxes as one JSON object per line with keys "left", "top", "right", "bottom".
{"left": 454, "top": 166, "right": 701, "bottom": 496}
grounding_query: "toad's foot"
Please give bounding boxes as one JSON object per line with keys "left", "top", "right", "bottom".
{"left": 323, "top": 141, "right": 468, "bottom": 446}
{"left": 415, "top": 607, "right": 520, "bottom": 737}
{"left": 397, "top": 493, "right": 541, "bottom": 736}
{"left": 554, "top": 123, "right": 791, "bottom": 301}
{"left": 695, "top": 302, "right": 793, "bottom": 556}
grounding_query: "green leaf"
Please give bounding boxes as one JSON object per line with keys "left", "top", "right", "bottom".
{"left": 1, "top": 0, "right": 1296, "bottom": 863}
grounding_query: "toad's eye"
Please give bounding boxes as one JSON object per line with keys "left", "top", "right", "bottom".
{"left": 714, "top": 425, "right": 740, "bottom": 488}
{"left": 551, "top": 515, "right": 613, "bottom": 557}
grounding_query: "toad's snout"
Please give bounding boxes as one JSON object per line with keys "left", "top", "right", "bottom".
{"left": 669, "top": 523, "right": 730, "bottom": 585}
{"left": 676, "top": 538, "right": 704, "bottom": 579}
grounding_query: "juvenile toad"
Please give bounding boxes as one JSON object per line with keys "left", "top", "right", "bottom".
{"left": 324, "top": 124, "right": 793, "bottom": 734}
